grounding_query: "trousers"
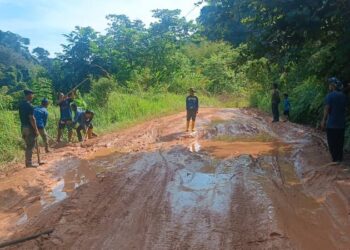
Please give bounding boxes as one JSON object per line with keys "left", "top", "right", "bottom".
{"left": 326, "top": 128, "right": 345, "bottom": 162}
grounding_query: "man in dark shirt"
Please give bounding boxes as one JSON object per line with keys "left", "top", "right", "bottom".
{"left": 57, "top": 91, "right": 75, "bottom": 142}
{"left": 186, "top": 88, "right": 199, "bottom": 132}
{"left": 19, "top": 89, "right": 40, "bottom": 168}
{"left": 321, "top": 77, "right": 348, "bottom": 163}
{"left": 271, "top": 83, "right": 281, "bottom": 122}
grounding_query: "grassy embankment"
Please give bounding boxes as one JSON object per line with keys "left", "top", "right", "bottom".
{"left": 0, "top": 92, "right": 226, "bottom": 169}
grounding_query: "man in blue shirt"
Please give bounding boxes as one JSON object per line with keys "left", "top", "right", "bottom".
{"left": 321, "top": 77, "right": 348, "bottom": 163}
{"left": 34, "top": 98, "right": 50, "bottom": 153}
{"left": 71, "top": 104, "right": 95, "bottom": 142}
{"left": 186, "top": 88, "right": 199, "bottom": 132}
{"left": 57, "top": 91, "right": 75, "bottom": 142}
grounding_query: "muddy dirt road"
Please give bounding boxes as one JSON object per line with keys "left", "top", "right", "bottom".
{"left": 1, "top": 108, "right": 350, "bottom": 249}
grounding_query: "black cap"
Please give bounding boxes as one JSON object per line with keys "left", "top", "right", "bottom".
{"left": 23, "top": 89, "right": 34, "bottom": 96}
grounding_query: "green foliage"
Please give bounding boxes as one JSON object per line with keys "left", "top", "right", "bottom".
{"left": 87, "top": 77, "right": 118, "bottom": 106}
{"left": 0, "top": 86, "right": 13, "bottom": 110}
{"left": 0, "top": 110, "right": 21, "bottom": 163}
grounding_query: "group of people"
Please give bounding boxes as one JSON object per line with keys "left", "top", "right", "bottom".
{"left": 271, "top": 84, "right": 291, "bottom": 123}
{"left": 18, "top": 79, "right": 347, "bottom": 168}
{"left": 271, "top": 77, "right": 348, "bottom": 164}
{"left": 19, "top": 89, "right": 96, "bottom": 168}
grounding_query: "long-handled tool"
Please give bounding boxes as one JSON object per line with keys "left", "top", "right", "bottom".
{"left": 83, "top": 126, "right": 89, "bottom": 142}
{"left": 66, "top": 76, "right": 91, "bottom": 96}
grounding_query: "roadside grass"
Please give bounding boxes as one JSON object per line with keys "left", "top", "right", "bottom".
{"left": 0, "top": 92, "right": 221, "bottom": 169}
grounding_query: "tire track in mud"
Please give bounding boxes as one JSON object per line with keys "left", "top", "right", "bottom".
{"left": 2, "top": 108, "right": 350, "bottom": 250}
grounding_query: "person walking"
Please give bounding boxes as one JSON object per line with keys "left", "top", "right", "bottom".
{"left": 271, "top": 83, "right": 281, "bottom": 122}
{"left": 186, "top": 88, "right": 199, "bottom": 132}
{"left": 34, "top": 98, "right": 50, "bottom": 153}
{"left": 57, "top": 91, "right": 75, "bottom": 142}
{"left": 19, "top": 90, "right": 40, "bottom": 168}
{"left": 321, "top": 77, "right": 348, "bottom": 163}
{"left": 283, "top": 93, "right": 291, "bottom": 122}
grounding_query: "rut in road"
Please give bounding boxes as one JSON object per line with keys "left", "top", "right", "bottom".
{"left": 1, "top": 108, "right": 350, "bottom": 250}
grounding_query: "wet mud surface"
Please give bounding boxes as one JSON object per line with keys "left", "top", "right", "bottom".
{"left": 1, "top": 108, "right": 350, "bottom": 249}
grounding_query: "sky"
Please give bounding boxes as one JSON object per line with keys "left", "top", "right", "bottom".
{"left": 0, "top": 0, "right": 203, "bottom": 56}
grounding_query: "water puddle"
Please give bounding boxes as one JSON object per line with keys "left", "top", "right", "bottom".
{"left": 189, "top": 141, "right": 201, "bottom": 153}
{"left": 200, "top": 140, "right": 290, "bottom": 159}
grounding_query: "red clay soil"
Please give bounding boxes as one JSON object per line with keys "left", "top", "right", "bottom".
{"left": 0, "top": 108, "right": 350, "bottom": 250}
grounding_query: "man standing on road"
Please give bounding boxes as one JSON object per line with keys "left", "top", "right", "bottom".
{"left": 19, "top": 90, "right": 40, "bottom": 168}
{"left": 34, "top": 98, "right": 50, "bottom": 153}
{"left": 57, "top": 91, "right": 75, "bottom": 142}
{"left": 271, "top": 83, "right": 281, "bottom": 122}
{"left": 186, "top": 88, "right": 199, "bottom": 132}
{"left": 321, "top": 77, "right": 348, "bottom": 163}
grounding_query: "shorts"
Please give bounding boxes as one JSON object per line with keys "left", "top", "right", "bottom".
{"left": 283, "top": 110, "right": 290, "bottom": 117}
{"left": 58, "top": 119, "right": 73, "bottom": 130}
{"left": 187, "top": 110, "right": 197, "bottom": 121}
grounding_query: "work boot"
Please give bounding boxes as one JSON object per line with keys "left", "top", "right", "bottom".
{"left": 191, "top": 121, "right": 196, "bottom": 132}
{"left": 26, "top": 163, "right": 39, "bottom": 168}
{"left": 186, "top": 121, "right": 190, "bottom": 132}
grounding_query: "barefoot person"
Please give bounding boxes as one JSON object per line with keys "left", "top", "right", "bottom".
{"left": 271, "top": 83, "right": 281, "bottom": 122}
{"left": 34, "top": 98, "right": 50, "bottom": 153}
{"left": 57, "top": 91, "right": 75, "bottom": 142}
{"left": 321, "top": 77, "right": 348, "bottom": 163}
{"left": 19, "top": 89, "right": 40, "bottom": 168}
{"left": 186, "top": 88, "right": 199, "bottom": 132}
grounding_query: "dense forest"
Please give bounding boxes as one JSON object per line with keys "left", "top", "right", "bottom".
{"left": 1, "top": 0, "right": 350, "bottom": 163}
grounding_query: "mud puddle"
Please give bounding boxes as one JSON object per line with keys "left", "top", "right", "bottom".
{"left": 12, "top": 149, "right": 130, "bottom": 228}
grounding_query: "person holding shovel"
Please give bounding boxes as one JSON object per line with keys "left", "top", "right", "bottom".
{"left": 34, "top": 98, "right": 50, "bottom": 153}
{"left": 186, "top": 88, "right": 199, "bottom": 132}
{"left": 19, "top": 90, "right": 40, "bottom": 168}
{"left": 72, "top": 109, "right": 95, "bottom": 142}
{"left": 57, "top": 91, "right": 75, "bottom": 142}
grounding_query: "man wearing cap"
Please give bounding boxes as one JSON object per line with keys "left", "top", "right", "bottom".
{"left": 57, "top": 91, "right": 75, "bottom": 142}
{"left": 321, "top": 77, "right": 348, "bottom": 163}
{"left": 19, "top": 90, "right": 40, "bottom": 168}
{"left": 186, "top": 88, "right": 199, "bottom": 132}
{"left": 34, "top": 98, "right": 50, "bottom": 153}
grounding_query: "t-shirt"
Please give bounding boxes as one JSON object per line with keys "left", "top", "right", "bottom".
{"left": 284, "top": 98, "right": 291, "bottom": 111}
{"left": 19, "top": 100, "right": 34, "bottom": 128}
{"left": 325, "top": 91, "right": 348, "bottom": 129}
{"left": 73, "top": 110, "right": 84, "bottom": 126}
{"left": 186, "top": 96, "right": 199, "bottom": 111}
{"left": 34, "top": 106, "right": 48, "bottom": 129}
{"left": 59, "top": 98, "right": 73, "bottom": 120}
